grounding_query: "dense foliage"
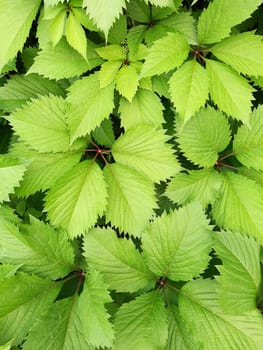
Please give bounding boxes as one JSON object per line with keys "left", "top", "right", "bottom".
{"left": 0, "top": 0, "right": 263, "bottom": 349}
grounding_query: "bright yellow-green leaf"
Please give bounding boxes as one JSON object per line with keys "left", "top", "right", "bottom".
{"left": 115, "top": 65, "right": 139, "bottom": 102}
{"left": 65, "top": 12, "right": 87, "bottom": 59}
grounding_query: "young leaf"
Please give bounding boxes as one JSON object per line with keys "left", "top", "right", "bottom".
{"left": 118, "top": 88, "right": 164, "bottom": 129}
{"left": 99, "top": 61, "right": 122, "bottom": 88}
{"left": 212, "top": 172, "right": 263, "bottom": 244}
{"left": 206, "top": 59, "right": 255, "bottom": 124}
{"left": 0, "top": 156, "right": 26, "bottom": 203}
{"left": 197, "top": 0, "right": 262, "bottom": 44}
{"left": 65, "top": 12, "right": 87, "bottom": 59}
{"left": 45, "top": 161, "right": 108, "bottom": 238}
{"left": 0, "top": 218, "right": 75, "bottom": 279}
{"left": 77, "top": 269, "right": 114, "bottom": 348}
{"left": 104, "top": 163, "right": 156, "bottom": 235}
{"left": 83, "top": 0, "right": 126, "bottom": 38}
{"left": 115, "top": 64, "right": 139, "bottom": 102}
{"left": 112, "top": 124, "right": 180, "bottom": 182}
{"left": 23, "top": 298, "right": 92, "bottom": 350}
{"left": 66, "top": 73, "right": 115, "bottom": 142}
{"left": 214, "top": 230, "right": 261, "bottom": 314}
{"left": 0, "top": 73, "right": 65, "bottom": 113}
{"left": 142, "top": 201, "right": 213, "bottom": 281}
{"left": 0, "top": 0, "right": 41, "bottom": 71}
{"left": 48, "top": 8, "right": 66, "bottom": 46}
{"left": 210, "top": 32, "right": 263, "bottom": 77}
{"left": 140, "top": 32, "right": 189, "bottom": 78}
{"left": 28, "top": 37, "right": 102, "bottom": 80}
{"left": 233, "top": 105, "right": 263, "bottom": 171}
{"left": 177, "top": 107, "right": 231, "bottom": 167}
{"left": 10, "top": 142, "right": 83, "bottom": 197}
{"left": 179, "top": 279, "right": 263, "bottom": 350}
{"left": 113, "top": 291, "right": 168, "bottom": 350}
{"left": 84, "top": 227, "right": 153, "bottom": 292}
{"left": 8, "top": 95, "right": 72, "bottom": 153}
{"left": 0, "top": 272, "right": 59, "bottom": 346}
{"left": 165, "top": 168, "right": 222, "bottom": 208}
{"left": 169, "top": 60, "right": 209, "bottom": 123}
{"left": 96, "top": 44, "right": 125, "bottom": 60}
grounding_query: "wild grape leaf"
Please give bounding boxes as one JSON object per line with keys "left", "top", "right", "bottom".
{"left": 165, "top": 168, "right": 223, "bottom": 208}
{"left": 142, "top": 201, "right": 213, "bottom": 281}
{"left": 9, "top": 142, "right": 83, "bottom": 197}
{"left": 65, "top": 12, "right": 87, "bottom": 59}
{"left": 28, "top": 37, "right": 102, "bottom": 80}
{"left": 45, "top": 160, "right": 108, "bottom": 238}
{"left": 197, "top": 0, "right": 262, "bottom": 44}
{"left": 0, "top": 156, "right": 26, "bottom": 203}
{"left": 210, "top": 32, "right": 263, "bottom": 77}
{"left": 212, "top": 172, "right": 263, "bottom": 244}
{"left": 104, "top": 163, "right": 156, "bottom": 235}
{"left": 0, "top": 218, "right": 75, "bottom": 279}
{"left": 96, "top": 44, "right": 125, "bottom": 60}
{"left": 83, "top": 0, "right": 126, "bottom": 37}
{"left": 169, "top": 60, "right": 209, "bottom": 123}
{"left": 0, "top": 272, "right": 59, "bottom": 346}
{"left": 0, "top": 0, "right": 41, "bottom": 71}
{"left": 140, "top": 32, "right": 189, "bottom": 78}
{"left": 206, "top": 59, "right": 255, "bottom": 124}
{"left": 113, "top": 291, "right": 168, "bottom": 350}
{"left": 66, "top": 73, "right": 115, "bottom": 142}
{"left": 177, "top": 107, "right": 231, "bottom": 167}
{"left": 99, "top": 61, "right": 122, "bottom": 88}
{"left": 0, "top": 73, "right": 65, "bottom": 113}
{"left": 115, "top": 65, "right": 139, "bottom": 102}
{"left": 84, "top": 227, "right": 153, "bottom": 292}
{"left": 214, "top": 230, "right": 261, "bottom": 314}
{"left": 7, "top": 95, "right": 74, "bottom": 153}
{"left": 118, "top": 88, "right": 164, "bottom": 129}
{"left": 47, "top": 6, "right": 66, "bottom": 46}
{"left": 112, "top": 124, "right": 180, "bottom": 182}
{"left": 91, "top": 119, "right": 115, "bottom": 148}
{"left": 179, "top": 279, "right": 263, "bottom": 350}
{"left": 233, "top": 105, "right": 263, "bottom": 171}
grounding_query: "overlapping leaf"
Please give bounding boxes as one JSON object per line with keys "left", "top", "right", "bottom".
{"left": 65, "top": 12, "right": 87, "bottom": 59}
{"left": 112, "top": 124, "right": 180, "bottom": 182}
{"left": 84, "top": 227, "right": 153, "bottom": 292}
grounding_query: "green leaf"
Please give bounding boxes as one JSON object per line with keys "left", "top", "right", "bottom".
{"left": 113, "top": 291, "right": 168, "bottom": 350}
{"left": 115, "top": 65, "right": 139, "bottom": 102}
{"left": 83, "top": 0, "right": 126, "bottom": 38}
{"left": 0, "top": 264, "right": 20, "bottom": 280}
{"left": 206, "top": 59, "right": 255, "bottom": 124}
{"left": 47, "top": 8, "right": 66, "bottom": 46}
{"left": 179, "top": 279, "right": 263, "bottom": 350}
{"left": 0, "top": 218, "right": 75, "bottom": 279}
{"left": 23, "top": 298, "right": 92, "bottom": 350}
{"left": 212, "top": 172, "right": 263, "bottom": 244}
{"left": 91, "top": 118, "right": 115, "bottom": 148}
{"left": 0, "top": 272, "right": 59, "bottom": 346}
{"left": 210, "top": 32, "right": 263, "bottom": 77}
{"left": 0, "top": 206, "right": 20, "bottom": 225}
{"left": 233, "top": 105, "right": 263, "bottom": 171}
{"left": 166, "top": 305, "right": 197, "bottom": 350}
{"left": 65, "top": 12, "right": 87, "bottom": 59}
{"left": 99, "top": 61, "right": 122, "bottom": 88}
{"left": 118, "top": 88, "right": 164, "bottom": 129}
{"left": 0, "top": 339, "right": 12, "bottom": 350}
{"left": 142, "top": 201, "right": 213, "bottom": 281}
{"left": 177, "top": 107, "right": 231, "bottom": 167}
{"left": 9, "top": 142, "right": 83, "bottom": 197}
{"left": 214, "top": 230, "right": 261, "bottom": 314}
{"left": 104, "top": 163, "right": 156, "bottom": 235}
{"left": 126, "top": 0, "right": 150, "bottom": 22}
{"left": 169, "top": 60, "right": 209, "bottom": 123}
{"left": 0, "top": 0, "right": 41, "bottom": 71}
{"left": 112, "top": 124, "right": 180, "bottom": 182}
{"left": 0, "top": 74, "right": 65, "bottom": 113}
{"left": 238, "top": 167, "right": 263, "bottom": 188}
{"left": 165, "top": 168, "right": 223, "bottom": 207}
{"left": 28, "top": 37, "right": 102, "bottom": 80}
{"left": 45, "top": 160, "right": 108, "bottom": 238}
{"left": 66, "top": 73, "right": 115, "bottom": 142}
{"left": 108, "top": 14, "right": 127, "bottom": 44}
{"left": 96, "top": 44, "right": 125, "bottom": 60}
{"left": 84, "top": 227, "right": 153, "bottom": 292}
{"left": 197, "top": 0, "right": 262, "bottom": 44}
{"left": 77, "top": 269, "right": 114, "bottom": 348}
{"left": 140, "top": 32, "right": 189, "bottom": 78}
{"left": 8, "top": 95, "right": 72, "bottom": 153}
{"left": 0, "top": 156, "right": 26, "bottom": 203}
